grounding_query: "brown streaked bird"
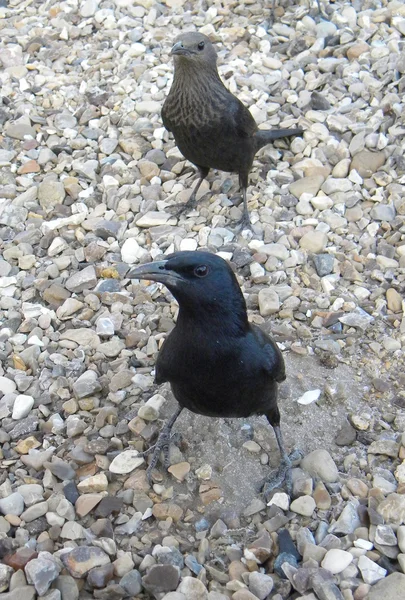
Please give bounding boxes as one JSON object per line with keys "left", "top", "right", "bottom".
{"left": 161, "top": 31, "right": 303, "bottom": 228}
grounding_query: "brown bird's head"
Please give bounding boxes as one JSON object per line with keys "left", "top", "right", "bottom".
{"left": 170, "top": 32, "right": 217, "bottom": 69}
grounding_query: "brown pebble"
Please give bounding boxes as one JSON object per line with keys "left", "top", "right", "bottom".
{"left": 18, "top": 159, "right": 40, "bottom": 174}
{"left": 347, "top": 478, "right": 369, "bottom": 498}
{"left": 3, "top": 548, "right": 38, "bottom": 570}
{"left": 152, "top": 503, "right": 183, "bottom": 522}
{"left": 228, "top": 560, "right": 249, "bottom": 581}
{"left": 313, "top": 481, "right": 331, "bottom": 510}
{"left": 168, "top": 461, "right": 190, "bottom": 482}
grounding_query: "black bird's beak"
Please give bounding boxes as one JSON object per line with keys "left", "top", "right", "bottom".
{"left": 128, "top": 260, "right": 182, "bottom": 287}
{"left": 170, "top": 41, "right": 191, "bottom": 56}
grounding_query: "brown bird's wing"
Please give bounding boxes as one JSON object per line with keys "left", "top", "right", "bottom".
{"left": 226, "top": 94, "right": 258, "bottom": 139}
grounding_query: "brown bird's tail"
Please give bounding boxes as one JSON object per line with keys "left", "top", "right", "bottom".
{"left": 254, "top": 128, "right": 303, "bottom": 151}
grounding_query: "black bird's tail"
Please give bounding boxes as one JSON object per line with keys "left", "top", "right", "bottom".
{"left": 254, "top": 128, "right": 303, "bottom": 151}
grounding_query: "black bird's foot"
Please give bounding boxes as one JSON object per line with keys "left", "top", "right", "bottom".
{"left": 262, "top": 448, "right": 303, "bottom": 500}
{"left": 143, "top": 431, "right": 183, "bottom": 483}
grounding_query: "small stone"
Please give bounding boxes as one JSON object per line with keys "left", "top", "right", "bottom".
{"left": 301, "top": 450, "right": 339, "bottom": 483}
{"left": 248, "top": 572, "right": 273, "bottom": 600}
{"left": 329, "top": 501, "right": 361, "bottom": 534}
{"left": 38, "top": 180, "right": 65, "bottom": 210}
{"left": 177, "top": 576, "right": 208, "bottom": 600}
{"left": 313, "top": 481, "right": 331, "bottom": 510}
{"left": 75, "top": 494, "right": 104, "bottom": 517}
{"left": 87, "top": 563, "right": 114, "bottom": 589}
{"left": 258, "top": 289, "right": 280, "bottom": 316}
{"left": 386, "top": 288, "right": 402, "bottom": 313}
{"left": 290, "top": 496, "right": 316, "bottom": 517}
{"left": 113, "top": 553, "right": 134, "bottom": 577}
{"left": 0, "top": 492, "right": 25, "bottom": 516}
{"left": 168, "top": 462, "right": 190, "bottom": 482}
{"left": 368, "top": 440, "right": 399, "bottom": 458}
{"left": 152, "top": 503, "right": 183, "bottom": 522}
{"left": 66, "top": 266, "right": 97, "bottom": 293}
{"left": 321, "top": 549, "right": 353, "bottom": 574}
{"left": 109, "top": 450, "right": 144, "bottom": 474}
{"left": 0, "top": 377, "right": 17, "bottom": 395}
{"left": 313, "top": 254, "right": 334, "bottom": 277}
{"left": 142, "top": 565, "right": 180, "bottom": 595}
{"left": 350, "top": 150, "right": 385, "bottom": 177}
{"left": 366, "top": 572, "right": 405, "bottom": 600}
{"left": 12, "top": 394, "right": 34, "bottom": 419}
{"left": 21, "top": 501, "right": 48, "bottom": 522}
{"left": 357, "top": 555, "right": 387, "bottom": 585}
{"left": 77, "top": 473, "right": 108, "bottom": 493}
{"left": 0, "top": 564, "right": 13, "bottom": 592}
{"left": 299, "top": 231, "right": 328, "bottom": 253}
{"left": 60, "top": 521, "right": 85, "bottom": 540}
{"left": 119, "top": 570, "right": 142, "bottom": 596}
{"left": 267, "top": 492, "right": 290, "bottom": 511}
{"left": 375, "top": 524, "right": 397, "bottom": 546}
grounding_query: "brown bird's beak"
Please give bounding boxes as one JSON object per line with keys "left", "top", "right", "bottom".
{"left": 170, "top": 41, "right": 192, "bottom": 56}
{"left": 128, "top": 260, "right": 183, "bottom": 287}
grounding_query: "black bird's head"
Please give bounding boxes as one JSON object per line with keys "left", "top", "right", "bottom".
{"left": 129, "top": 251, "right": 248, "bottom": 332}
{"left": 170, "top": 32, "right": 217, "bottom": 70}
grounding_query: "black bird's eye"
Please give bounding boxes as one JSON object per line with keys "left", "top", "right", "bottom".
{"left": 197, "top": 41, "right": 205, "bottom": 51}
{"left": 194, "top": 265, "right": 209, "bottom": 278}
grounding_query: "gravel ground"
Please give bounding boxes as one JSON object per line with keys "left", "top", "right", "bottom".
{"left": 1, "top": 0, "right": 405, "bottom": 599}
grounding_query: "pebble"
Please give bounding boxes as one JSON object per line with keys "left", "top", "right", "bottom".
{"left": 301, "top": 450, "right": 339, "bottom": 483}
{"left": 357, "top": 555, "right": 387, "bottom": 584}
{"left": 11, "top": 394, "right": 34, "bottom": 420}
{"left": 290, "top": 496, "right": 316, "bottom": 517}
{"left": 321, "top": 549, "right": 353, "bottom": 574}
{"left": 109, "top": 450, "right": 145, "bottom": 474}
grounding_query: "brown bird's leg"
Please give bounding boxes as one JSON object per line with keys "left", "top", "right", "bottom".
{"left": 262, "top": 411, "right": 302, "bottom": 499}
{"left": 142, "top": 405, "right": 183, "bottom": 482}
{"left": 170, "top": 166, "right": 210, "bottom": 217}
{"left": 231, "top": 172, "right": 252, "bottom": 230}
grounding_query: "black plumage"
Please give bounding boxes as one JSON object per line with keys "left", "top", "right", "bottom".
{"left": 161, "top": 31, "right": 302, "bottom": 227}
{"left": 129, "top": 251, "right": 296, "bottom": 495}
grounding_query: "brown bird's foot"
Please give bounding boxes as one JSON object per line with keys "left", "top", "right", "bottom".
{"left": 231, "top": 209, "right": 253, "bottom": 231}
{"left": 262, "top": 448, "right": 303, "bottom": 500}
{"left": 168, "top": 193, "right": 198, "bottom": 217}
{"left": 142, "top": 406, "right": 183, "bottom": 482}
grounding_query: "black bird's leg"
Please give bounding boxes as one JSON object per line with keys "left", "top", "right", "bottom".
{"left": 170, "top": 166, "right": 209, "bottom": 217}
{"left": 262, "top": 412, "right": 302, "bottom": 499}
{"left": 142, "top": 405, "right": 183, "bottom": 482}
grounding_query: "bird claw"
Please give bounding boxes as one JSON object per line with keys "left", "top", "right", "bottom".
{"left": 142, "top": 431, "right": 183, "bottom": 483}
{"left": 167, "top": 196, "right": 197, "bottom": 217}
{"left": 261, "top": 448, "right": 303, "bottom": 500}
{"left": 231, "top": 212, "right": 253, "bottom": 232}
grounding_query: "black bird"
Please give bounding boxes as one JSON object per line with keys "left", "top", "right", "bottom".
{"left": 129, "top": 251, "right": 298, "bottom": 496}
{"left": 161, "top": 31, "right": 303, "bottom": 228}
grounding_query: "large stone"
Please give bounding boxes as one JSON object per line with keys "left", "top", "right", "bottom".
{"left": 142, "top": 565, "right": 180, "bottom": 595}
{"left": 61, "top": 546, "right": 110, "bottom": 578}
{"left": 366, "top": 571, "right": 405, "bottom": 598}
{"left": 350, "top": 150, "right": 386, "bottom": 177}
{"left": 24, "top": 552, "right": 61, "bottom": 595}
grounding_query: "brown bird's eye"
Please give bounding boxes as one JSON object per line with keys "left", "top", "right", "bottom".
{"left": 197, "top": 41, "right": 205, "bottom": 50}
{"left": 194, "top": 265, "right": 209, "bottom": 277}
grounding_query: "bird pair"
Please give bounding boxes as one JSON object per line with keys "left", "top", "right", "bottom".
{"left": 161, "top": 32, "right": 303, "bottom": 229}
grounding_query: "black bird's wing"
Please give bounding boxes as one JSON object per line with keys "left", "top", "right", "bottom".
{"left": 250, "top": 324, "right": 286, "bottom": 383}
